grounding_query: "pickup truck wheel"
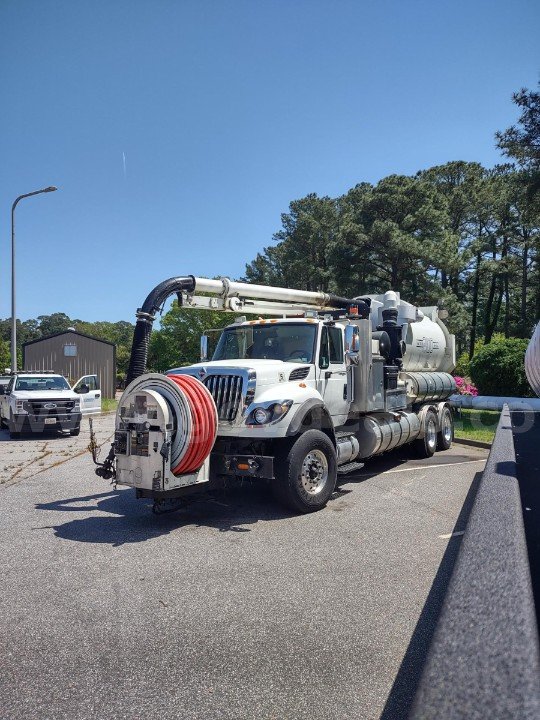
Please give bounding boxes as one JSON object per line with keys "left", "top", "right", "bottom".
{"left": 437, "top": 407, "right": 454, "bottom": 451}
{"left": 9, "top": 412, "right": 21, "bottom": 439}
{"left": 413, "top": 410, "right": 438, "bottom": 458}
{"left": 273, "top": 430, "right": 337, "bottom": 514}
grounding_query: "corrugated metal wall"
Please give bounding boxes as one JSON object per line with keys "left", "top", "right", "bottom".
{"left": 525, "top": 323, "right": 540, "bottom": 398}
{"left": 23, "top": 332, "right": 116, "bottom": 398}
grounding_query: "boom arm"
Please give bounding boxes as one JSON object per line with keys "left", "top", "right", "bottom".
{"left": 126, "top": 276, "right": 356, "bottom": 383}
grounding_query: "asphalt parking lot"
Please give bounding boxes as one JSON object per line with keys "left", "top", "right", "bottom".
{"left": 0, "top": 412, "right": 114, "bottom": 486}
{"left": 0, "top": 417, "right": 488, "bottom": 720}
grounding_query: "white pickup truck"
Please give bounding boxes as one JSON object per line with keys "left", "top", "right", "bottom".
{"left": 0, "top": 372, "right": 101, "bottom": 438}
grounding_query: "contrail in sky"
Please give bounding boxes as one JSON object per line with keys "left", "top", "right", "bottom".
{"left": 122, "top": 151, "right": 127, "bottom": 179}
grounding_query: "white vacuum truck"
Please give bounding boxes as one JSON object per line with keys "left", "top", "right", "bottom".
{"left": 91, "top": 276, "right": 456, "bottom": 513}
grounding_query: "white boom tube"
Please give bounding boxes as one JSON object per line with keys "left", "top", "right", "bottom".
{"left": 192, "top": 277, "right": 336, "bottom": 307}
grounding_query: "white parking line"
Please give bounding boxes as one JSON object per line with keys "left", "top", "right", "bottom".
{"left": 353, "top": 458, "right": 487, "bottom": 478}
{"left": 439, "top": 531, "right": 465, "bottom": 539}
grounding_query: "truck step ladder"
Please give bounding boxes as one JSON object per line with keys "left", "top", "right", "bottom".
{"left": 337, "top": 461, "right": 365, "bottom": 475}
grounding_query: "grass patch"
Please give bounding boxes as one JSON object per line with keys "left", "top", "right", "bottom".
{"left": 454, "top": 408, "right": 500, "bottom": 444}
{"left": 101, "top": 398, "right": 119, "bottom": 413}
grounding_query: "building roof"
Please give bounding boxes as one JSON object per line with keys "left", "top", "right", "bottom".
{"left": 22, "top": 329, "right": 116, "bottom": 348}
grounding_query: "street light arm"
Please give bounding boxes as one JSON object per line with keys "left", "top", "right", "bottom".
{"left": 11, "top": 186, "right": 57, "bottom": 213}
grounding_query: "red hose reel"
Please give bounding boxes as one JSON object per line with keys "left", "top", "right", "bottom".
{"left": 167, "top": 374, "right": 218, "bottom": 475}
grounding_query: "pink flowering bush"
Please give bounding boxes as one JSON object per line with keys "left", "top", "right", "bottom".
{"left": 453, "top": 376, "right": 478, "bottom": 397}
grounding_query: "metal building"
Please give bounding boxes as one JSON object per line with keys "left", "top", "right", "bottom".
{"left": 22, "top": 330, "right": 116, "bottom": 398}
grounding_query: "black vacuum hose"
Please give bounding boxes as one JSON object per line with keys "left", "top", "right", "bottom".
{"left": 126, "top": 276, "right": 196, "bottom": 384}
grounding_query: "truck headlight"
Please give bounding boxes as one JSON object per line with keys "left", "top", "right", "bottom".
{"left": 253, "top": 407, "right": 272, "bottom": 424}
{"left": 73, "top": 398, "right": 81, "bottom": 410}
{"left": 247, "top": 401, "right": 293, "bottom": 426}
{"left": 15, "top": 400, "right": 27, "bottom": 414}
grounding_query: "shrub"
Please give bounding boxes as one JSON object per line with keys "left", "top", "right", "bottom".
{"left": 454, "top": 334, "right": 506, "bottom": 377}
{"left": 469, "top": 338, "right": 533, "bottom": 397}
{"left": 453, "top": 351, "right": 471, "bottom": 378}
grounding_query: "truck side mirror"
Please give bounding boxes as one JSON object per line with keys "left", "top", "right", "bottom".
{"left": 344, "top": 325, "right": 360, "bottom": 365}
{"left": 200, "top": 335, "right": 208, "bottom": 362}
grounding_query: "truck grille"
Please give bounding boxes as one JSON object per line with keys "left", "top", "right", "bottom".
{"left": 27, "top": 399, "right": 75, "bottom": 416}
{"left": 203, "top": 375, "right": 243, "bottom": 421}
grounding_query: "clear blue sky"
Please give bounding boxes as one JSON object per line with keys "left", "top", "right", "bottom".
{"left": 1, "top": 0, "right": 538, "bottom": 324}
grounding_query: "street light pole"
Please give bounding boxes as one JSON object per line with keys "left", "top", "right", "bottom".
{"left": 10, "top": 186, "right": 57, "bottom": 372}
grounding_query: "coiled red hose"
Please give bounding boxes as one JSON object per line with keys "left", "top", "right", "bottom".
{"left": 167, "top": 374, "right": 218, "bottom": 475}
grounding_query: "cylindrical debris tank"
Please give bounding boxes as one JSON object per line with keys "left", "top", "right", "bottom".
{"left": 525, "top": 324, "right": 540, "bottom": 398}
{"left": 401, "top": 317, "right": 449, "bottom": 372}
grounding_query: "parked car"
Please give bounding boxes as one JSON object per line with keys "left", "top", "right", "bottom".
{"left": 0, "top": 372, "right": 101, "bottom": 439}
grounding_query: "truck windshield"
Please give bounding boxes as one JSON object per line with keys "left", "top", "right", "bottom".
{"left": 15, "top": 376, "right": 70, "bottom": 391}
{"left": 213, "top": 323, "right": 317, "bottom": 363}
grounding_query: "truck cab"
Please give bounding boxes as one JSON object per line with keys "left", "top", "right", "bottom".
{"left": 169, "top": 317, "right": 350, "bottom": 434}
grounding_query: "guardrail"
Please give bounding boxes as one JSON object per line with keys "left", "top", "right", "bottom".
{"left": 409, "top": 406, "right": 540, "bottom": 719}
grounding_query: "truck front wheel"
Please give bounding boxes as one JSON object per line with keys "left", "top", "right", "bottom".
{"left": 273, "top": 430, "right": 337, "bottom": 514}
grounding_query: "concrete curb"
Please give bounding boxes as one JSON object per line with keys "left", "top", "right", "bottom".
{"left": 453, "top": 437, "right": 492, "bottom": 450}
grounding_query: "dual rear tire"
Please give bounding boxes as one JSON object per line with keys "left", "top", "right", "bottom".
{"left": 413, "top": 406, "right": 454, "bottom": 458}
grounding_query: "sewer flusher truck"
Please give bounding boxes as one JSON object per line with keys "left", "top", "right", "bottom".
{"left": 91, "top": 276, "right": 456, "bottom": 513}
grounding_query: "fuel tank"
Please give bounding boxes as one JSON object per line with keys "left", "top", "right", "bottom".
{"left": 354, "top": 411, "right": 421, "bottom": 459}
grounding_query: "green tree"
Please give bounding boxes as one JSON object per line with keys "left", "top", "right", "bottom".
{"left": 147, "top": 301, "right": 232, "bottom": 372}
{"left": 496, "top": 83, "right": 540, "bottom": 201}
{"left": 244, "top": 194, "right": 340, "bottom": 292}
{"left": 0, "top": 339, "right": 10, "bottom": 372}
{"left": 37, "top": 313, "right": 73, "bottom": 336}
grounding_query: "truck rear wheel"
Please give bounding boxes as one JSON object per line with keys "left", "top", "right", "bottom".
{"left": 413, "top": 410, "right": 438, "bottom": 458}
{"left": 273, "top": 430, "right": 337, "bottom": 514}
{"left": 437, "top": 406, "right": 453, "bottom": 451}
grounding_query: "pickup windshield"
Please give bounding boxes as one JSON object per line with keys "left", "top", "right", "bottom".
{"left": 213, "top": 323, "right": 317, "bottom": 363}
{"left": 15, "top": 376, "right": 70, "bottom": 391}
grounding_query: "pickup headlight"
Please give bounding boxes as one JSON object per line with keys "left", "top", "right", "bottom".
{"left": 15, "top": 400, "right": 27, "bottom": 414}
{"left": 247, "top": 400, "right": 293, "bottom": 426}
{"left": 73, "top": 398, "right": 81, "bottom": 410}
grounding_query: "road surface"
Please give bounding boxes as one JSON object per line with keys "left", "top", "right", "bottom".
{"left": 0, "top": 425, "right": 487, "bottom": 720}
